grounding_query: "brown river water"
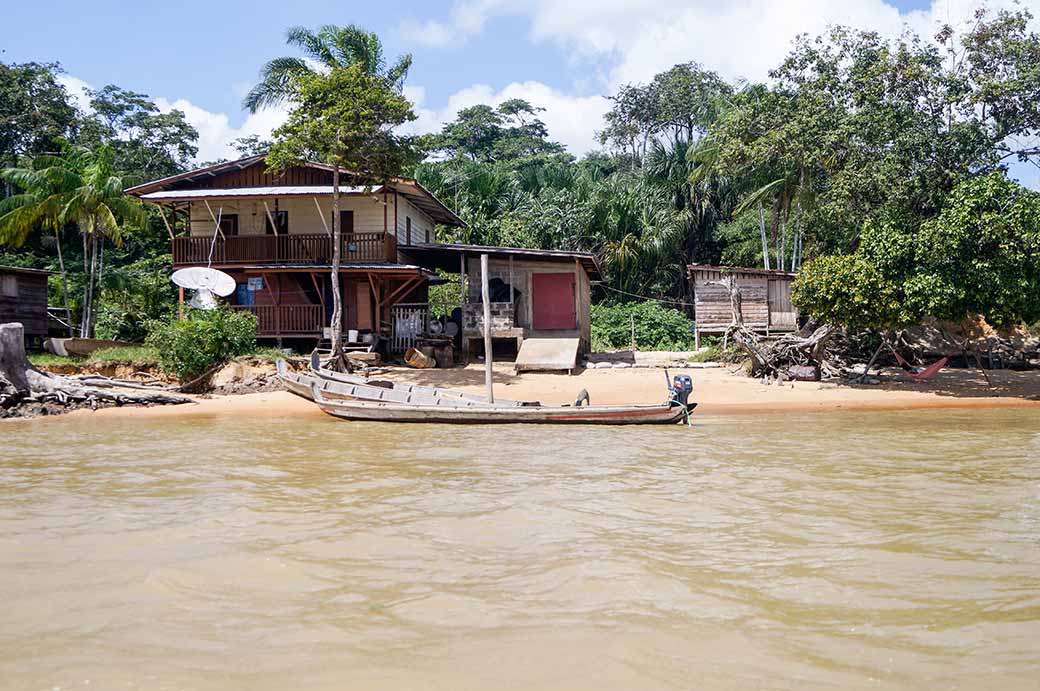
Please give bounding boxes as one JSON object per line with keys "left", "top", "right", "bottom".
{"left": 2, "top": 409, "right": 1039, "bottom": 690}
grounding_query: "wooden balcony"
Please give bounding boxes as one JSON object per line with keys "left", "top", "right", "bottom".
{"left": 172, "top": 232, "right": 396, "bottom": 266}
{"left": 231, "top": 304, "right": 324, "bottom": 337}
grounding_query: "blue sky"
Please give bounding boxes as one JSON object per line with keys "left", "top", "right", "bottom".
{"left": 3, "top": 0, "right": 1035, "bottom": 183}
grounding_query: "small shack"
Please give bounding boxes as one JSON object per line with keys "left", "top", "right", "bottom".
{"left": 688, "top": 263, "right": 797, "bottom": 346}
{"left": 0, "top": 266, "right": 51, "bottom": 343}
{"left": 402, "top": 244, "right": 601, "bottom": 369}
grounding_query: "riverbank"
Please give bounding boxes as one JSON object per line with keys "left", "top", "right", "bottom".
{"left": 20, "top": 362, "right": 1038, "bottom": 423}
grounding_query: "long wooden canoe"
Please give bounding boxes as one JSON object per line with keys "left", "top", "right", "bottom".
{"left": 309, "top": 384, "right": 695, "bottom": 425}
{"left": 277, "top": 361, "right": 522, "bottom": 408}
{"left": 303, "top": 356, "right": 521, "bottom": 407}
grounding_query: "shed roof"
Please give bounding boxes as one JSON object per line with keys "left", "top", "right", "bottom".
{"left": 401, "top": 243, "right": 602, "bottom": 281}
{"left": 0, "top": 265, "right": 53, "bottom": 276}
{"left": 688, "top": 263, "right": 796, "bottom": 279}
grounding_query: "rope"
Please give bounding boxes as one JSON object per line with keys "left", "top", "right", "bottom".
{"left": 600, "top": 284, "right": 695, "bottom": 307}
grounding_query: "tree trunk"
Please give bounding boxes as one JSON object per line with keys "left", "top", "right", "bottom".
{"left": 757, "top": 201, "right": 770, "bottom": 271}
{"left": 81, "top": 233, "right": 96, "bottom": 338}
{"left": 779, "top": 215, "right": 787, "bottom": 272}
{"left": 329, "top": 166, "right": 344, "bottom": 360}
{"left": 1, "top": 322, "right": 191, "bottom": 415}
{"left": 858, "top": 333, "right": 887, "bottom": 383}
{"left": 54, "top": 227, "right": 73, "bottom": 337}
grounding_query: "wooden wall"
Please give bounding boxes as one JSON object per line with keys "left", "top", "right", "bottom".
{"left": 466, "top": 257, "right": 592, "bottom": 354}
{"left": 172, "top": 163, "right": 332, "bottom": 190}
{"left": 691, "top": 267, "right": 796, "bottom": 332}
{"left": 0, "top": 270, "right": 49, "bottom": 337}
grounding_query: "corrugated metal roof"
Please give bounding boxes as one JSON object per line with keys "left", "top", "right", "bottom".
{"left": 140, "top": 186, "right": 378, "bottom": 200}
{"left": 0, "top": 265, "right": 53, "bottom": 275}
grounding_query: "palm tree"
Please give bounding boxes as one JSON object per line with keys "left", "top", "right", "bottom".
{"left": 244, "top": 24, "right": 412, "bottom": 111}
{"left": 0, "top": 144, "right": 145, "bottom": 337}
{"left": 244, "top": 25, "right": 412, "bottom": 359}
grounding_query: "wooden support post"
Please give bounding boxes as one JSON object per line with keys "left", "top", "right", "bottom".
{"left": 262, "top": 200, "right": 280, "bottom": 235}
{"left": 203, "top": 200, "right": 226, "bottom": 240}
{"left": 460, "top": 253, "right": 467, "bottom": 305}
{"left": 313, "top": 197, "right": 331, "bottom": 236}
{"left": 158, "top": 203, "right": 175, "bottom": 241}
{"left": 481, "top": 253, "right": 494, "bottom": 403}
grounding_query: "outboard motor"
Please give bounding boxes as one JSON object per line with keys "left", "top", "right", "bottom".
{"left": 668, "top": 373, "right": 694, "bottom": 407}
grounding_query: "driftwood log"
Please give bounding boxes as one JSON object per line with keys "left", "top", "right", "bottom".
{"left": 728, "top": 322, "right": 836, "bottom": 379}
{"left": 0, "top": 322, "right": 192, "bottom": 413}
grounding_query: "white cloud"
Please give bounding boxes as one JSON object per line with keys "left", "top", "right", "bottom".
{"left": 56, "top": 73, "right": 289, "bottom": 163}
{"left": 399, "top": 18, "right": 456, "bottom": 48}
{"left": 154, "top": 97, "right": 289, "bottom": 162}
{"left": 404, "top": 0, "right": 1040, "bottom": 86}
{"left": 56, "top": 74, "right": 93, "bottom": 113}
{"left": 398, "top": 0, "right": 499, "bottom": 47}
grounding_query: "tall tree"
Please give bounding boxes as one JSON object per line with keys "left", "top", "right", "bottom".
{"left": 76, "top": 85, "right": 198, "bottom": 178}
{"left": 0, "top": 61, "right": 76, "bottom": 171}
{"left": 0, "top": 144, "right": 146, "bottom": 336}
{"left": 266, "top": 66, "right": 419, "bottom": 357}
{"left": 245, "top": 24, "right": 415, "bottom": 359}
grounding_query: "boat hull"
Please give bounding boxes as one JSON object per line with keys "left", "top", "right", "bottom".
{"left": 312, "top": 389, "right": 695, "bottom": 425}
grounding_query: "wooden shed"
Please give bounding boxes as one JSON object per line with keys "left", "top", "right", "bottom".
{"left": 688, "top": 264, "right": 797, "bottom": 345}
{"left": 0, "top": 266, "right": 52, "bottom": 341}
{"left": 401, "top": 244, "right": 600, "bottom": 363}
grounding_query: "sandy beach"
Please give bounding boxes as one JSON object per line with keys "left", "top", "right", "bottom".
{"left": 27, "top": 362, "right": 1040, "bottom": 423}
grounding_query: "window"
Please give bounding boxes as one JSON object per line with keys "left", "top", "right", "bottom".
{"left": 1, "top": 275, "right": 17, "bottom": 298}
{"left": 219, "top": 213, "right": 239, "bottom": 236}
{"left": 425, "top": 228, "right": 430, "bottom": 243}
{"left": 265, "top": 210, "right": 288, "bottom": 234}
{"left": 406, "top": 216, "right": 412, "bottom": 245}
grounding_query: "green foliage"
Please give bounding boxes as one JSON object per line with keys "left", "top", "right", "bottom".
{"left": 591, "top": 301, "right": 697, "bottom": 352}
{"left": 266, "top": 65, "right": 420, "bottom": 181}
{"left": 794, "top": 172, "right": 1040, "bottom": 328}
{"left": 0, "top": 61, "right": 76, "bottom": 167}
{"left": 76, "top": 85, "right": 199, "bottom": 179}
{"left": 434, "top": 99, "right": 568, "bottom": 164}
{"left": 146, "top": 308, "right": 258, "bottom": 381}
{"left": 29, "top": 345, "right": 160, "bottom": 368}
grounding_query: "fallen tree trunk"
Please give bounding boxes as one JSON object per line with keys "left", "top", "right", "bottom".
{"left": 1, "top": 322, "right": 192, "bottom": 414}
{"left": 728, "top": 322, "right": 836, "bottom": 379}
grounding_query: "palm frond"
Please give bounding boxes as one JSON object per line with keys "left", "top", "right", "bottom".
{"left": 285, "top": 26, "right": 336, "bottom": 67}
{"left": 733, "top": 178, "right": 786, "bottom": 217}
{"left": 243, "top": 57, "right": 312, "bottom": 112}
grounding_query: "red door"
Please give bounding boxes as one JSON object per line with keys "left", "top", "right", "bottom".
{"left": 532, "top": 273, "right": 576, "bottom": 330}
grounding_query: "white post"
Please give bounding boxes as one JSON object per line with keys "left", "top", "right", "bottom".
{"left": 481, "top": 253, "right": 494, "bottom": 403}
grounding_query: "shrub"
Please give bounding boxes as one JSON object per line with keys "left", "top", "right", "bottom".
{"left": 146, "top": 307, "right": 258, "bottom": 381}
{"left": 591, "top": 300, "right": 697, "bottom": 351}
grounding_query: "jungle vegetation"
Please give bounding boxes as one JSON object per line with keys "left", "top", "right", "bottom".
{"left": 3, "top": 6, "right": 1040, "bottom": 340}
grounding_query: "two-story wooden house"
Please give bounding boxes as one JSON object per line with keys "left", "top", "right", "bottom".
{"left": 128, "top": 154, "right": 601, "bottom": 361}
{"left": 126, "top": 154, "right": 464, "bottom": 347}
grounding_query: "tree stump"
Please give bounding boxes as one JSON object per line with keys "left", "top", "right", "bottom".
{"left": 1, "top": 322, "right": 192, "bottom": 414}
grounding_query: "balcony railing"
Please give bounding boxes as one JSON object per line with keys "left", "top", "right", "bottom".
{"left": 172, "top": 232, "right": 396, "bottom": 266}
{"left": 231, "top": 304, "right": 324, "bottom": 337}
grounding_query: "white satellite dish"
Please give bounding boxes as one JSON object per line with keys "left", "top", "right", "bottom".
{"left": 171, "top": 267, "right": 236, "bottom": 311}
{"left": 171, "top": 267, "right": 237, "bottom": 296}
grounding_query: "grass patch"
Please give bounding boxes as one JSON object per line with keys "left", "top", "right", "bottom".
{"left": 28, "top": 352, "right": 81, "bottom": 367}
{"left": 688, "top": 347, "right": 720, "bottom": 363}
{"left": 86, "top": 346, "right": 160, "bottom": 365}
{"left": 237, "top": 347, "right": 293, "bottom": 363}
